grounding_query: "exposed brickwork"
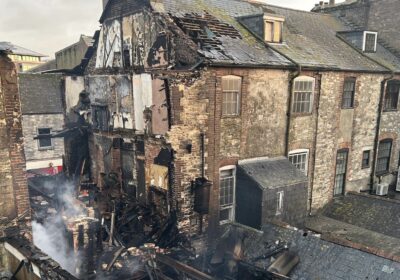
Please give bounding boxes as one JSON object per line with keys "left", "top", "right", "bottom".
{"left": 0, "top": 54, "right": 30, "bottom": 220}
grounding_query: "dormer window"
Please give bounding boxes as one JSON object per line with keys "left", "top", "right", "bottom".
{"left": 264, "top": 15, "right": 285, "bottom": 43}
{"left": 363, "top": 31, "right": 377, "bottom": 53}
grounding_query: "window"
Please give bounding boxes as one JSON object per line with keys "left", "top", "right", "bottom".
{"left": 292, "top": 77, "right": 314, "bottom": 113}
{"left": 334, "top": 149, "right": 348, "bottom": 196}
{"left": 263, "top": 15, "right": 285, "bottom": 43}
{"left": 289, "top": 149, "right": 309, "bottom": 175}
{"left": 37, "top": 128, "right": 53, "bottom": 150}
{"left": 92, "top": 105, "right": 109, "bottom": 131}
{"left": 384, "top": 81, "right": 400, "bottom": 111}
{"left": 363, "top": 31, "right": 377, "bottom": 53}
{"left": 276, "top": 191, "right": 284, "bottom": 215}
{"left": 222, "top": 76, "right": 242, "bottom": 116}
{"left": 362, "top": 150, "right": 371, "bottom": 169}
{"left": 219, "top": 166, "right": 236, "bottom": 223}
{"left": 376, "top": 139, "right": 392, "bottom": 174}
{"left": 342, "top": 78, "right": 356, "bottom": 108}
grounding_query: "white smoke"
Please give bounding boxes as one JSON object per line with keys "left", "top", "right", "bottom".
{"left": 32, "top": 180, "right": 85, "bottom": 277}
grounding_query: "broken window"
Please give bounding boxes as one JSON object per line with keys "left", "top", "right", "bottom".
{"left": 276, "top": 191, "right": 284, "bottom": 215}
{"left": 289, "top": 149, "right": 309, "bottom": 175}
{"left": 377, "top": 139, "right": 392, "bottom": 174}
{"left": 222, "top": 76, "right": 242, "bottom": 116}
{"left": 334, "top": 149, "right": 348, "bottom": 196}
{"left": 362, "top": 150, "right": 371, "bottom": 169}
{"left": 342, "top": 77, "right": 356, "bottom": 109}
{"left": 92, "top": 105, "right": 109, "bottom": 131}
{"left": 384, "top": 81, "right": 400, "bottom": 111}
{"left": 37, "top": 128, "right": 53, "bottom": 150}
{"left": 292, "top": 77, "right": 314, "bottom": 113}
{"left": 363, "top": 31, "right": 377, "bottom": 53}
{"left": 219, "top": 166, "right": 236, "bottom": 223}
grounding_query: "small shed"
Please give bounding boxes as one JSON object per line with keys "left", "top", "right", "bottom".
{"left": 236, "top": 157, "right": 308, "bottom": 229}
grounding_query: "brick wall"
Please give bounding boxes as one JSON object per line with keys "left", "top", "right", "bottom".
{"left": 0, "top": 54, "right": 30, "bottom": 220}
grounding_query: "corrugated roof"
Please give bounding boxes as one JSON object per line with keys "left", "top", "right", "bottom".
{"left": 19, "top": 74, "right": 64, "bottom": 114}
{"left": 0, "top": 42, "right": 46, "bottom": 57}
{"left": 238, "top": 156, "right": 308, "bottom": 189}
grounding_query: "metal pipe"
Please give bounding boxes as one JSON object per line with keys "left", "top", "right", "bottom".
{"left": 200, "top": 132, "right": 205, "bottom": 178}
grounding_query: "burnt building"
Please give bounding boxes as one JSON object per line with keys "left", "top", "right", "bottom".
{"left": 61, "top": 0, "right": 400, "bottom": 242}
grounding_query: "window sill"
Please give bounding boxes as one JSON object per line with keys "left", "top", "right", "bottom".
{"left": 291, "top": 112, "right": 313, "bottom": 117}
{"left": 341, "top": 107, "right": 354, "bottom": 110}
{"left": 383, "top": 109, "right": 398, "bottom": 113}
{"left": 221, "top": 115, "right": 241, "bottom": 119}
{"left": 38, "top": 147, "right": 54, "bottom": 151}
{"left": 219, "top": 220, "right": 233, "bottom": 226}
{"left": 375, "top": 171, "right": 391, "bottom": 177}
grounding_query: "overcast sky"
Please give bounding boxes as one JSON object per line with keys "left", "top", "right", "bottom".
{"left": 0, "top": 0, "right": 345, "bottom": 58}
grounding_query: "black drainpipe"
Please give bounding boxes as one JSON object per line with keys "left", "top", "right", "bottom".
{"left": 370, "top": 73, "right": 394, "bottom": 193}
{"left": 309, "top": 73, "right": 322, "bottom": 214}
{"left": 285, "top": 66, "right": 301, "bottom": 156}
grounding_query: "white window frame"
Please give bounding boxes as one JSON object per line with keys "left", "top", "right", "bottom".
{"left": 276, "top": 191, "right": 284, "bottom": 215}
{"left": 219, "top": 165, "right": 236, "bottom": 224}
{"left": 221, "top": 75, "right": 242, "bottom": 116}
{"left": 362, "top": 31, "right": 378, "bottom": 52}
{"left": 292, "top": 76, "right": 315, "bottom": 114}
{"left": 288, "top": 149, "right": 309, "bottom": 175}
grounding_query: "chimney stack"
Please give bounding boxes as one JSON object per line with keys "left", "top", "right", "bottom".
{"left": 329, "top": 0, "right": 335, "bottom": 5}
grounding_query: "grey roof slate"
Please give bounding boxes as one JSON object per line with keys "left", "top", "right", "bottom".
{"left": 322, "top": 193, "right": 400, "bottom": 239}
{"left": 19, "top": 74, "right": 64, "bottom": 114}
{"left": 228, "top": 223, "right": 400, "bottom": 280}
{"left": 240, "top": 3, "right": 388, "bottom": 72}
{"left": 0, "top": 42, "right": 46, "bottom": 57}
{"left": 156, "top": 0, "right": 293, "bottom": 67}
{"left": 238, "top": 156, "right": 308, "bottom": 189}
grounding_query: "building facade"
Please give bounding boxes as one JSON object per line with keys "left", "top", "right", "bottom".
{"left": 55, "top": 35, "right": 94, "bottom": 70}
{"left": 19, "top": 74, "right": 65, "bottom": 176}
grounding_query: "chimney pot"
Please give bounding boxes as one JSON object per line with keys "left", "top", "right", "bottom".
{"left": 319, "top": 1, "right": 324, "bottom": 6}
{"left": 324, "top": 2, "right": 329, "bottom": 5}
{"left": 329, "top": 0, "right": 335, "bottom": 5}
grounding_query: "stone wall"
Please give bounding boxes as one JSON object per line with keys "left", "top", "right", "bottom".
{"left": 0, "top": 54, "right": 30, "bottom": 220}
{"left": 21, "top": 114, "right": 65, "bottom": 162}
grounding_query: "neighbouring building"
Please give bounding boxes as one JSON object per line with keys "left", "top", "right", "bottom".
{"left": 0, "top": 42, "right": 46, "bottom": 72}
{"left": 55, "top": 35, "right": 94, "bottom": 70}
{"left": 19, "top": 73, "right": 65, "bottom": 176}
{"left": 0, "top": 50, "right": 30, "bottom": 221}
{"left": 61, "top": 0, "right": 400, "bottom": 241}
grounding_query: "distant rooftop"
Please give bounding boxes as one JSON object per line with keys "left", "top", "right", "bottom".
{"left": 0, "top": 42, "right": 46, "bottom": 57}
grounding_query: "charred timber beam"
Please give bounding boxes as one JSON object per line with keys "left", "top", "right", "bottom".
{"left": 156, "top": 254, "right": 214, "bottom": 280}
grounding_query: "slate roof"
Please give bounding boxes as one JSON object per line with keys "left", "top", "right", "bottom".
{"left": 322, "top": 193, "right": 400, "bottom": 239}
{"left": 238, "top": 157, "right": 308, "bottom": 189}
{"left": 234, "top": 223, "right": 400, "bottom": 280}
{"left": 0, "top": 42, "right": 46, "bottom": 57}
{"left": 19, "top": 74, "right": 64, "bottom": 114}
{"left": 239, "top": 3, "right": 388, "bottom": 72}
{"left": 153, "top": 0, "right": 294, "bottom": 67}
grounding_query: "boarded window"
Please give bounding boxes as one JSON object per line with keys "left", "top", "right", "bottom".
{"left": 222, "top": 76, "right": 241, "bottom": 116}
{"left": 264, "top": 21, "right": 273, "bottom": 42}
{"left": 219, "top": 167, "right": 236, "bottom": 223}
{"left": 377, "top": 139, "right": 392, "bottom": 174}
{"left": 384, "top": 81, "right": 400, "bottom": 111}
{"left": 289, "top": 150, "right": 308, "bottom": 175}
{"left": 362, "top": 150, "right": 371, "bottom": 169}
{"left": 334, "top": 149, "right": 348, "bottom": 196}
{"left": 342, "top": 78, "right": 356, "bottom": 108}
{"left": 38, "top": 128, "right": 52, "bottom": 149}
{"left": 364, "top": 32, "right": 377, "bottom": 52}
{"left": 292, "top": 78, "right": 314, "bottom": 113}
